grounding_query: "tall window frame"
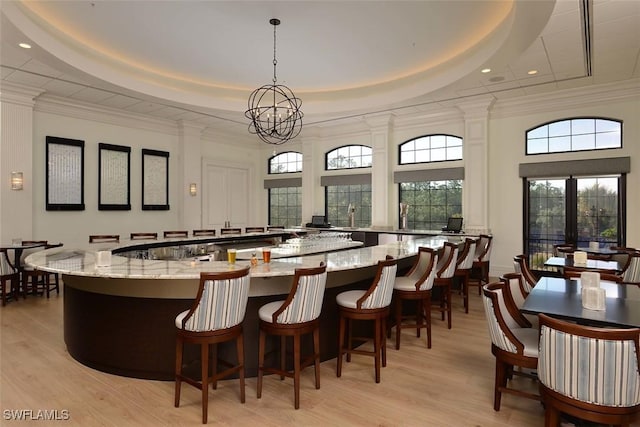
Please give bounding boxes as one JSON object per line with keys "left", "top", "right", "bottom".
{"left": 398, "top": 180, "right": 462, "bottom": 230}
{"left": 266, "top": 151, "right": 302, "bottom": 227}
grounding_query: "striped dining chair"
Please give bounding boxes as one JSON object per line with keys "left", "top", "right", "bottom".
{"left": 257, "top": 263, "right": 327, "bottom": 409}
{"left": 174, "top": 267, "right": 251, "bottom": 424}
{"left": 621, "top": 251, "right": 640, "bottom": 285}
{"left": 336, "top": 256, "right": 398, "bottom": 383}
{"left": 538, "top": 314, "right": 640, "bottom": 426}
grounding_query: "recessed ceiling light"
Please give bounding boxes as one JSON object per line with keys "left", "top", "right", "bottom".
{"left": 481, "top": 68, "right": 491, "bottom": 74}
{"left": 19, "top": 42, "right": 32, "bottom": 49}
{"left": 527, "top": 70, "right": 538, "bottom": 75}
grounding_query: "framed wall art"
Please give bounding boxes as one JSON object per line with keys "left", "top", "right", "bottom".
{"left": 141, "top": 148, "right": 169, "bottom": 210}
{"left": 99, "top": 143, "right": 131, "bottom": 210}
{"left": 46, "top": 136, "right": 85, "bottom": 211}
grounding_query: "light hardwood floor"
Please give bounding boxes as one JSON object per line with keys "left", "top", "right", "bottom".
{"left": 1, "top": 286, "right": 545, "bottom": 426}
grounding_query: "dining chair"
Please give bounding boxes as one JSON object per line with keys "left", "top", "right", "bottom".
{"left": 392, "top": 247, "right": 437, "bottom": 349}
{"left": 552, "top": 244, "right": 575, "bottom": 257}
{"left": 336, "top": 256, "right": 397, "bottom": 383}
{"left": 163, "top": 230, "right": 188, "bottom": 238}
{"left": 245, "top": 227, "right": 265, "bottom": 233}
{"left": 174, "top": 267, "right": 251, "bottom": 424}
{"left": 433, "top": 241, "right": 458, "bottom": 329}
{"left": 257, "top": 263, "right": 327, "bottom": 409}
{"left": 469, "top": 234, "right": 493, "bottom": 295}
{"left": 513, "top": 255, "right": 537, "bottom": 293}
{"left": 454, "top": 238, "right": 476, "bottom": 313}
{"left": 0, "top": 249, "right": 20, "bottom": 306}
{"left": 130, "top": 232, "right": 158, "bottom": 240}
{"left": 193, "top": 229, "right": 216, "bottom": 237}
{"left": 538, "top": 313, "right": 640, "bottom": 427}
{"left": 89, "top": 234, "right": 120, "bottom": 243}
{"left": 562, "top": 266, "right": 623, "bottom": 283}
{"left": 499, "top": 272, "right": 537, "bottom": 329}
{"left": 620, "top": 251, "right": 640, "bottom": 285}
{"left": 19, "top": 240, "right": 48, "bottom": 296}
{"left": 220, "top": 228, "right": 242, "bottom": 235}
{"left": 481, "top": 282, "right": 539, "bottom": 411}
{"left": 22, "top": 242, "right": 63, "bottom": 298}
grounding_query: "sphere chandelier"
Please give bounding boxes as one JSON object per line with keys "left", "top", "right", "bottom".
{"left": 245, "top": 18, "right": 303, "bottom": 145}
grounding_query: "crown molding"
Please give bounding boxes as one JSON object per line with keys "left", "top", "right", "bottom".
{"left": 0, "top": 81, "right": 45, "bottom": 106}
{"left": 490, "top": 79, "right": 640, "bottom": 119}
{"left": 34, "top": 93, "right": 179, "bottom": 135}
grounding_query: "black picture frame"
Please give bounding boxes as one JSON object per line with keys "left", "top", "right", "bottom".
{"left": 46, "top": 136, "right": 85, "bottom": 211}
{"left": 99, "top": 143, "right": 131, "bottom": 211}
{"left": 142, "top": 148, "right": 170, "bottom": 210}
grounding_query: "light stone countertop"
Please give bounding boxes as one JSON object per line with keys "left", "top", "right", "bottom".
{"left": 25, "top": 236, "right": 449, "bottom": 280}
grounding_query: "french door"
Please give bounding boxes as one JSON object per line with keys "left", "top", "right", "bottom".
{"left": 524, "top": 175, "right": 625, "bottom": 270}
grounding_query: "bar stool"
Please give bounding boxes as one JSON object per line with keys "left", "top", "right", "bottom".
{"left": 22, "top": 242, "right": 63, "bottom": 298}
{"left": 220, "top": 228, "right": 241, "bottom": 235}
{"left": 257, "top": 263, "right": 327, "bottom": 409}
{"left": 164, "top": 230, "right": 188, "bottom": 238}
{"left": 131, "top": 232, "right": 158, "bottom": 240}
{"left": 433, "top": 242, "right": 458, "bottom": 329}
{"left": 336, "top": 256, "right": 397, "bottom": 383}
{"left": 19, "top": 240, "right": 48, "bottom": 296}
{"left": 89, "top": 234, "right": 120, "bottom": 243}
{"left": 174, "top": 267, "right": 251, "bottom": 424}
{"left": 392, "top": 247, "right": 437, "bottom": 349}
{"left": 193, "top": 230, "right": 216, "bottom": 237}
{"left": 453, "top": 238, "right": 476, "bottom": 313}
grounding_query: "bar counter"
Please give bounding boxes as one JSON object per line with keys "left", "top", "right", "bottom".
{"left": 26, "top": 235, "right": 449, "bottom": 380}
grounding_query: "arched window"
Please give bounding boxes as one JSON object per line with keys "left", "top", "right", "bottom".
{"left": 526, "top": 118, "right": 621, "bottom": 155}
{"left": 326, "top": 145, "right": 372, "bottom": 170}
{"left": 268, "top": 151, "right": 302, "bottom": 174}
{"left": 399, "top": 134, "right": 462, "bottom": 165}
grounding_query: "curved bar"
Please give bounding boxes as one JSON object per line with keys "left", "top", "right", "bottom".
{"left": 27, "top": 236, "right": 449, "bottom": 380}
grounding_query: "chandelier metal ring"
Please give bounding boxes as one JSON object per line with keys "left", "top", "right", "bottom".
{"left": 245, "top": 18, "right": 303, "bottom": 145}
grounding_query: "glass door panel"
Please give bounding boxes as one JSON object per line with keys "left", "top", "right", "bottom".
{"left": 527, "top": 179, "right": 566, "bottom": 270}
{"left": 576, "top": 177, "right": 619, "bottom": 249}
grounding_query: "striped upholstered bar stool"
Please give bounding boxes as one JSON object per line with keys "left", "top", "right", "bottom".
{"left": 336, "top": 256, "right": 397, "bottom": 383}
{"left": 257, "top": 263, "right": 327, "bottom": 409}
{"left": 538, "top": 314, "right": 640, "bottom": 426}
{"left": 174, "top": 267, "right": 251, "bottom": 424}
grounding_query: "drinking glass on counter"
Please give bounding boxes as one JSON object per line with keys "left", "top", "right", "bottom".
{"left": 262, "top": 247, "right": 271, "bottom": 264}
{"left": 227, "top": 248, "right": 237, "bottom": 265}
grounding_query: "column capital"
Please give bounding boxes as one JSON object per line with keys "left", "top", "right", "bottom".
{"left": 0, "top": 82, "right": 44, "bottom": 107}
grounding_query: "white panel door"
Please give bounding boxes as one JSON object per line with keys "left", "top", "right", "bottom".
{"left": 202, "top": 162, "right": 251, "bottom": 230}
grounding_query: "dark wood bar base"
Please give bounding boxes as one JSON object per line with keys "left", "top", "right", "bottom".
{"left": 62, "top": 270, "right": 399, "bottom": 381}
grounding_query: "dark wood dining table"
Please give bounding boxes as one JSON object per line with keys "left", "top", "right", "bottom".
{"left": 521, "top": 277, "right": 640, "bottom": 328}
{"left": 544, "top": 256, "right": 621, "bottom": 273}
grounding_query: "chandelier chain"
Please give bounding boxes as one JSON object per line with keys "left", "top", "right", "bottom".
{"left": 272, "top": 22, "right": 277, "bottom": 84}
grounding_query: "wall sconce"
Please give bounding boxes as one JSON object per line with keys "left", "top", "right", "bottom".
{"left": 189, "top": 183, "right": 197, "bottom": 196}
{"left": 11, "top": 172, "right": 23, "bottom": 190}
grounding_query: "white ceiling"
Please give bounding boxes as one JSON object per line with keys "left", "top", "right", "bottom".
{"left": 1, "top": 0, "right": 639, "bottom": 137}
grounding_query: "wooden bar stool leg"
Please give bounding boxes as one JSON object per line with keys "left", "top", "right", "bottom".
{"left": 293, "top": 333, "right": 301, "bottom": 409}
{"left": 174, "top": 338, "right": 183, "bottom": 407}
{"left": 257, "top": 329, "right": 265, "bottom": 398}
{"left": 425, "top": 296, "right": 432, "bottom": 349}
{"left": 374, "top": 318, "right": 381, "bottom": 383}
{"left": 280, "top": 336, "right": 286, "bottom": 380}
{"left": 337, "top": 314, "right": 345, "bottom": 377}
{"left": 313, "top": 327, "right": 320, "bottom": 389}
{"left": 395, "top": 298, "right": 402, "bottom": 350}
{"left": 416, "top": 299, "right": 423, "bottom": 337}
{"left": 236, "top": 333, "right": 245, "bottom": 403}
{"left": 381, "top": 316, "right": 387, "bottom": 368}
{"left": 346, "top": 318, "right": 352, "bottom": 363}
{"left": 201, "top": 343, "right": 209, "bottom": 424}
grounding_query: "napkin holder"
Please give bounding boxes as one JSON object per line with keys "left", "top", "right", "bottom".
{"left": 589, "top": 241, "right": 600, "bottom": 251}
{"left": 96, "top": 250, "right": 112, "bottom": 267}
{"left": 581, "top": 271, "right": 605, "bottom": 311}
{"left": 573, "top": 250, "right": 588, "bottom": 266}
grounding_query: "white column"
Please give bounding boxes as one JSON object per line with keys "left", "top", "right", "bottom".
{"left": 301, "top": 128, "right": 322, "bottom": 224}
{"left": 457, "top": 97, "right": 494, "bottom": 234}
{"left": 177, "top": 121, "right": 204, "bottom": 230}
{"left": 365, "top": 114, "right": 394, "bottom": 228}
{"left": 0, "top": 83, "right": 43, "bottom": 242}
